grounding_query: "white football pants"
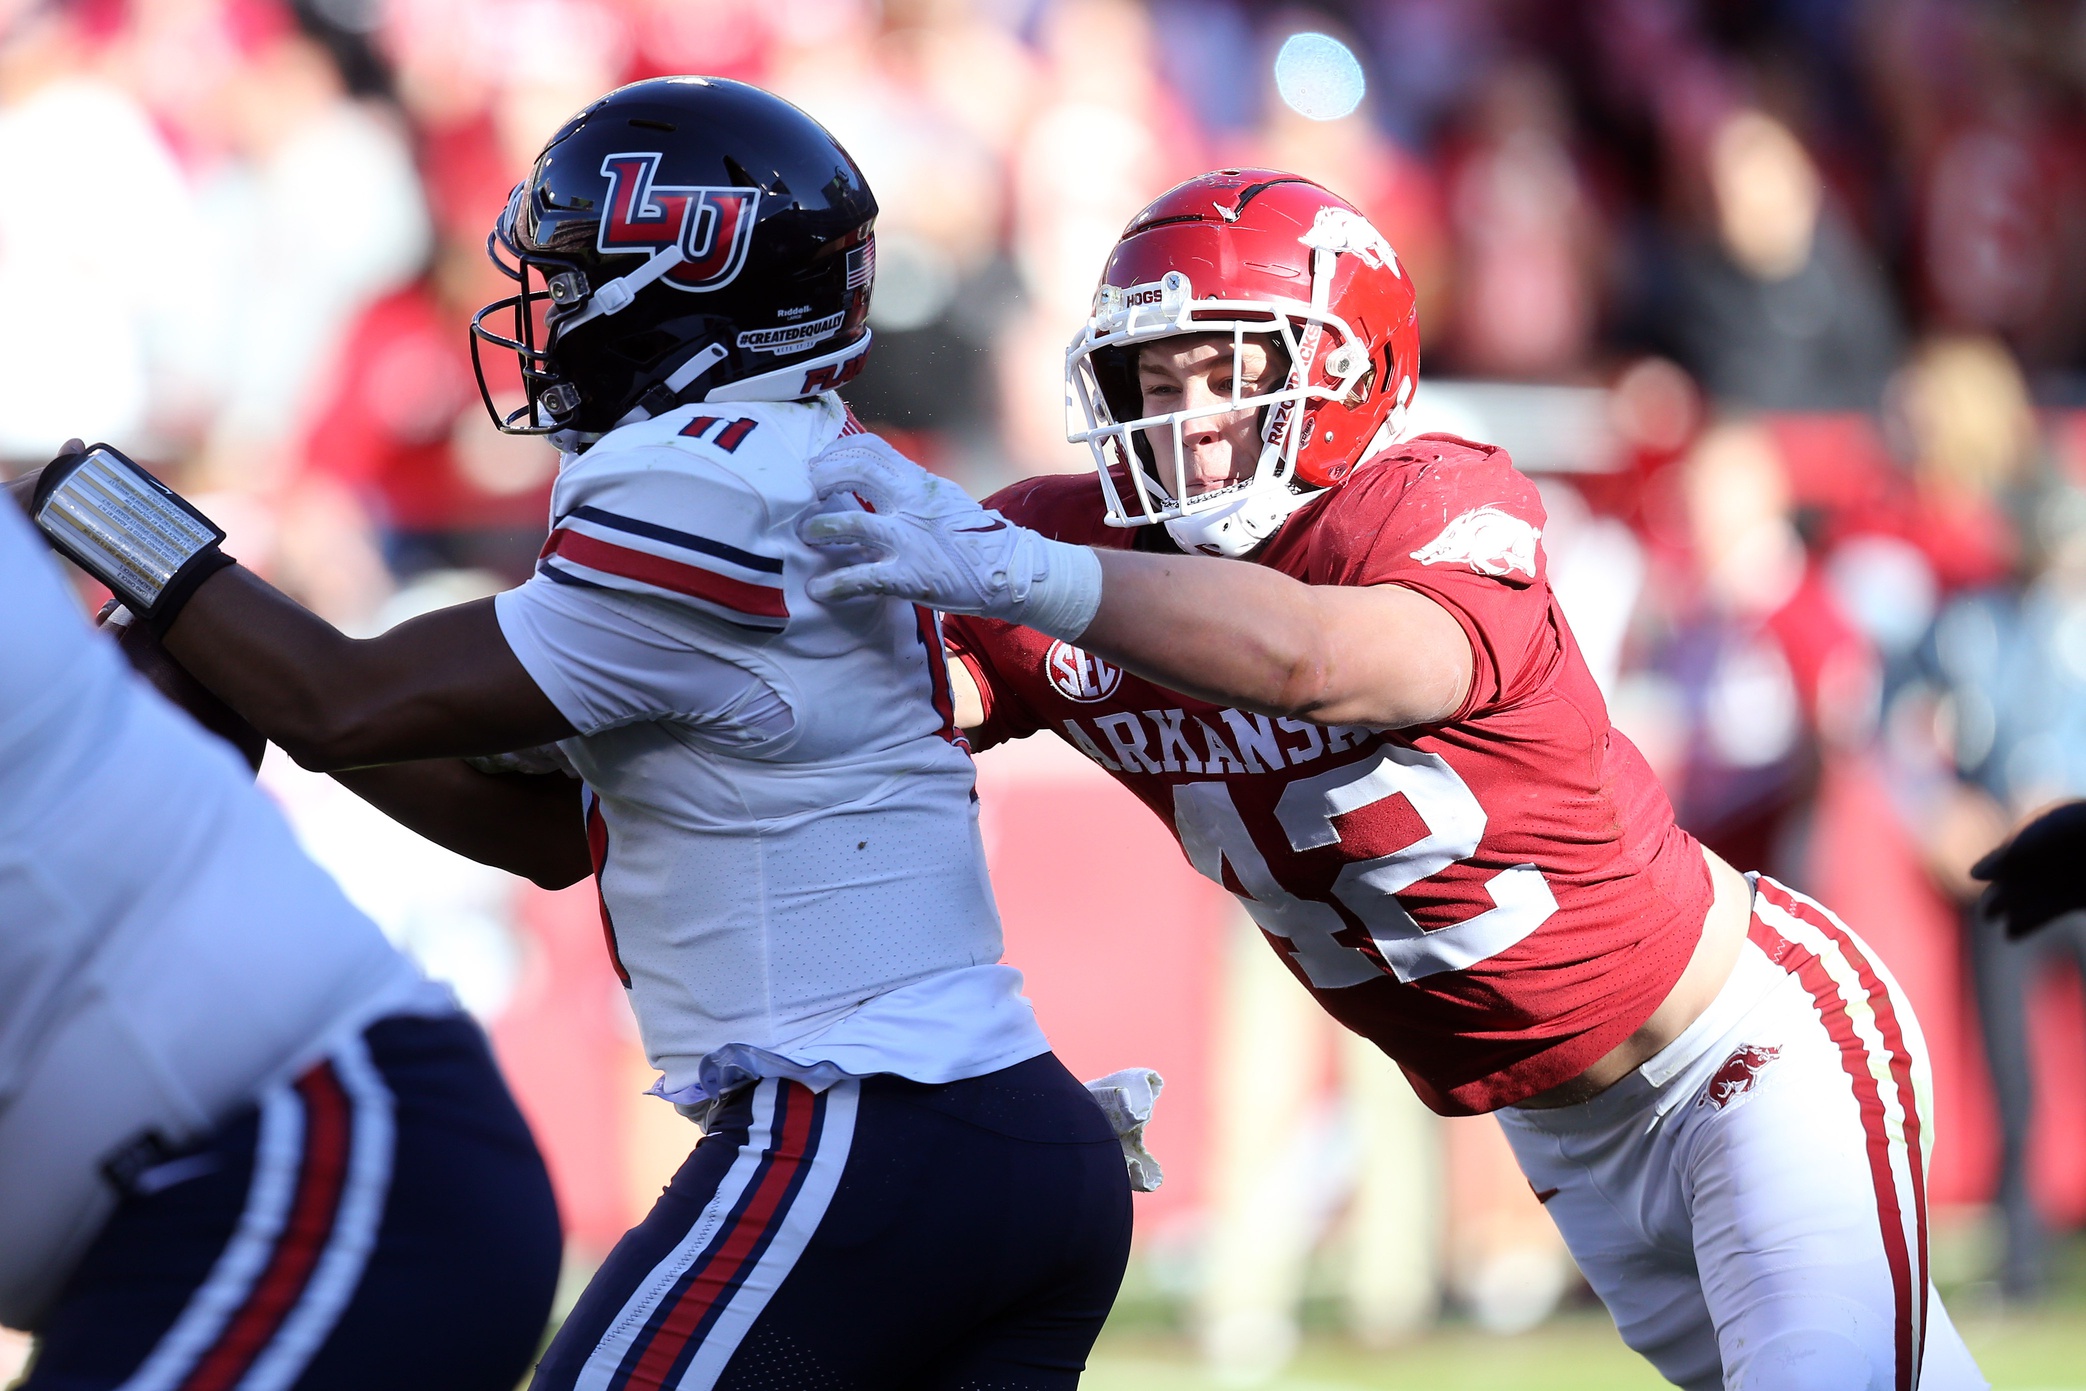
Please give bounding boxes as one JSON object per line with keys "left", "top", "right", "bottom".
{"left": 1497, "top": 876, "right": 1987, "bottom": 1391}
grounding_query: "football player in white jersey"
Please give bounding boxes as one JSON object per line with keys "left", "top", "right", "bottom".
{"left": 17, "top": 78, "right": 1134, "bottom": 1391}
{"left": 0, "top": 485, "right": 559, "bottom": 1388}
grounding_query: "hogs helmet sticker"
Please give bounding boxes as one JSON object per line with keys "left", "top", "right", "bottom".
{"left": 597, "top": 153, "right": 761, "bottom": 292}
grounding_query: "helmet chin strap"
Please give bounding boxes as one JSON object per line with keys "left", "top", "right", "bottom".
{"left": 1163, "top": 478, "right": 1323, "bottom": 558}
{"left": 1165, "top": 392, "right": 1403, "bottom": 552}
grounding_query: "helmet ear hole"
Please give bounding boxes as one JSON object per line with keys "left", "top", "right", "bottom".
{"left": 609, "top": 328, "right": 684, "bottom": 368}
{"left": 1341, "top": 363, "right": 1375, "bottom": 408}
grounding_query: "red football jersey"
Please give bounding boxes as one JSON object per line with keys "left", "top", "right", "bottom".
{"left": 944, "top": 435, "right": 1712, "bottom": 1115}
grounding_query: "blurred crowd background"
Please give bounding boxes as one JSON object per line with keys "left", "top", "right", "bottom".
{"left": 6, "top": 0, "right": 2086, "bottom": 1380}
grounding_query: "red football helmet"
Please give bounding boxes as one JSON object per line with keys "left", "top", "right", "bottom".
{"left": 1066, "top": 170, "right": 1421, "bottom": 556}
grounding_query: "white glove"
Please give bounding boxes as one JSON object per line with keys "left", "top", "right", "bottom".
{"left": 800, "top": 435, "right": 1103, "bottom": 641}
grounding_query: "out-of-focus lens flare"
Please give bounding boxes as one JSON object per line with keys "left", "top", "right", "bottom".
{"left": 1274, "top": 32, "right": 1366, "bottom": 122}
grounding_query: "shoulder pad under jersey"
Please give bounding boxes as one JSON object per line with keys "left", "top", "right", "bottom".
{"left": 537, "top": 406, "right": 824, "bottom": 634}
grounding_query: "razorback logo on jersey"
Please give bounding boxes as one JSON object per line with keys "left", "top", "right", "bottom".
{"left": 1411, "top": 505, "right": 1540, "bottom": 582}
{"left": 1044, "top": 641, "right": 1122, "bottom": 703}
{"left": 597, "top": 153, "right": 761, "bottom": 292}
{"left": 1700, "top": 1043, "right": 1781, "bottom": 1110}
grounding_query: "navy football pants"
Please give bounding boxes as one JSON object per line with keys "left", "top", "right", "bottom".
{"left": 24, "top": 1013, "right": 562, "bottom": 1391}
{"left": 533, "top": 1052, "right": 1133, "bottom": 1391}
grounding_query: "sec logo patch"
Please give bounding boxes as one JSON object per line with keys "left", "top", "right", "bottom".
{"left": 1044, "top": 641, "right": 1121, "bottom": 703}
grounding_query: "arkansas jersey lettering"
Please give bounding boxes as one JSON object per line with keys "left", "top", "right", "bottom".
{"left": 1056, "top": 706, "right": 1370, "bottom": 774}
{"left": 944, "top": 438, "right": 1715, "bottom": 1115}
{"left": 597, "top": 153, "right": 760, "bottom": 292}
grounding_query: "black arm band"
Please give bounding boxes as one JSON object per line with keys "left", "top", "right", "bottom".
{"left": 142, "top": 548, "right": 239, "bottom": 637}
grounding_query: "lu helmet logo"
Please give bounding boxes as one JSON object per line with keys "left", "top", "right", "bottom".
{"left": 1044, "top": 641, "right": 1122, "bottom": 703}
{"left": 597, "top": 152, "right": 761, "bottom": 292}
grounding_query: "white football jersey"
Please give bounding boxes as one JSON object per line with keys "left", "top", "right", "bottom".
{"left": 495, "top": 395, "right": 1046, "bottom": 1106}
{"left": 0, "top": 500, "right": 436, "bottom": 1139}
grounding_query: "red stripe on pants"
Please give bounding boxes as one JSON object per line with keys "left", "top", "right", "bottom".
{"left": 625, "top": 1083, "right": 818, "bottom": 1388}
{"left": 1757, "top": 880, "right": 1930, "bottom": 1379}
{"left": 1750, "top": 881, "right": 1922, "bottom": 1391}
{"left": 181, "top": 1063, "right": 353, "bottom": 1391}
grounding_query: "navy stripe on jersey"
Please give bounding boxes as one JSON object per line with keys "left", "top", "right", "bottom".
{"left": 536, "top": 560, "right": 609, "bottom": 590}
{"left": 536, "top": 507, "right": 789, "bottom": 633}
{"left": 565, "top": 505, "right": 783, "bottom": 575}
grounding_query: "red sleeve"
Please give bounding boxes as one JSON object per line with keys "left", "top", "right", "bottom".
{"left": 1311, "top": 439, "right": 1560, "bottom": 720}
{"left": 940, "top": 613, "right": 1045, "bottom": 752}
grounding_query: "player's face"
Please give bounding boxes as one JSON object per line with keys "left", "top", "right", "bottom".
{"left": 1135, "top": 336, "right": 1287, "bottom": 498}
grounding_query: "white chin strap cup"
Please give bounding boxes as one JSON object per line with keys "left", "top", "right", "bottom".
{"left": 1162, "top": 480, "right": 1321, "bottom": 558}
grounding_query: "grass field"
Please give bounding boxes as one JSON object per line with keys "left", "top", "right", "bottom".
{"left": 1079, "top": 1232, "right": 2086, "bottom": 1390}
{"left": 1083, "top": 1307, "right": 2086, "bottom": 1390}
{"left": 7, "top": 1238, "right": 2079, "bottom": 1391}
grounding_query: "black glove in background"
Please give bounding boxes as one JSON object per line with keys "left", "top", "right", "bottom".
{"left": 1973, "top": 801, "right": 2086, "bottom": 940}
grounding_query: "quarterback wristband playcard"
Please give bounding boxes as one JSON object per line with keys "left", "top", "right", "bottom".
{"left": 33, "top": 443, "right": 226, "bottom": 618}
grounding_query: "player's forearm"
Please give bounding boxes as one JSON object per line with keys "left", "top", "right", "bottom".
{"left": 162, "top": 572, "right": 572, "bottom": 770}
{"left": 156, "top": 568, "right": 366, "bottom": 764}
{"left": 1079, "top": 549, "right": 1469, "bottom": 727}
{"left": 331, "top": 761, "right": 593, "bottom": 890}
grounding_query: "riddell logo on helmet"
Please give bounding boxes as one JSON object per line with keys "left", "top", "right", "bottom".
{"left": 1044, "top": 641, "right": 1122, "bottom": 702}
{"left": 597, "top": 153, "right": 761, "bottom": 292}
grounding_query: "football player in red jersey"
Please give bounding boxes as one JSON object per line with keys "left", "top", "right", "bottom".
{"left": 801, "top": 170, "right": 1987, "bottom": 1391}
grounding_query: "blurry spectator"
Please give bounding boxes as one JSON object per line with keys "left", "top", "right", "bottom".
{"left": 1886, "top": 335, "right": 2082, "bottom": 1299}
{"left": 1243, "top": 15, "right": 1450, "bottom": 347}
{"left": 0, "top": 4, "right": 212, "bottom": 463}
{"left": 777, "top": 0, "right": 1023, "bottom": 484}
{"left": 300, "top": 234, "right": 558, "bottom": 583}
{"left": 1863, "top": 0, "right": 2086, "bottom": 371}
{"left": 997, "top": 0, "right": 1204, "bottom": 478}
{"left": 1433, "top": 59, "right": 1604, "bottom": 380}
{"left": 1884, "top": 335, "right": 2032, "bottom": 590}
{"left": 1654, "top": 108, "right": 1901, "bottom": 410}
{"left": 1356, "top": 0, "right": 1496, "bottom": 150}
{"left": 1196, "top": 911, "right": 1452, "bottom": 1382}
{"left": 1630, "top": 420, "right": 1873, "bottom": 876}
{"left": 191, "top": 0, "right": 429, "bottom": 487}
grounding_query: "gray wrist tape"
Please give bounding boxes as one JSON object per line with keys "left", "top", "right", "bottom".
{"left": 33, "top": 445, "right": 226, "bottom": 619}
{"left": 1017, "top": 538, "right": 1104, "bottom": 642}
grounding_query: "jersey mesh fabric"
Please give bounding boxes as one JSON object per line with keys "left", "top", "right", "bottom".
{"left": 943, "top": 436, "right": 1710, "bottom": 1114}
{"left": 497, "top": 398, "right": 1047, "bottom": 1103}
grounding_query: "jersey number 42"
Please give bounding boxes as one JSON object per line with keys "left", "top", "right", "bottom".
{"left": 1173, "top": 743, "right": 1557, "bottom": 986}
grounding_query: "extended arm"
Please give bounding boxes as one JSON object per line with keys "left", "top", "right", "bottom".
{"left": 1078, "top": 550, "right": 1470, "bottom": 728}
{"left": 160, "top": 574, "right": 575, "bottom": 771}
{"left": 807, "top": 438, "right": 1471, "bottom": 731}
{"left": 332, "top": 760, "right": 593, "bottom": 889}
{"left": 10, "top": 445, "right": 573, "bottom": 770}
